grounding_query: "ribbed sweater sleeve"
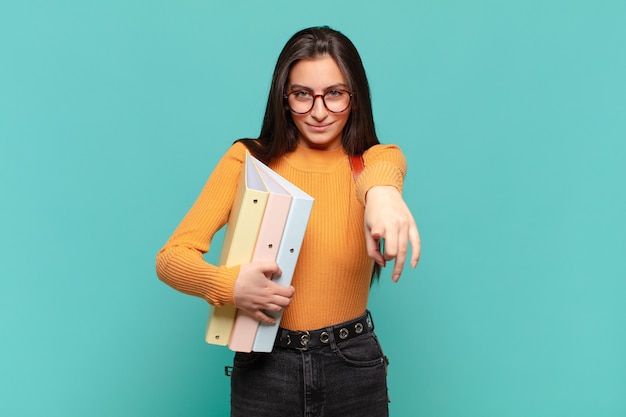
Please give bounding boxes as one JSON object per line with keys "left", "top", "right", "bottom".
{"left": 156, "top": 143, "right": 248, "bottom": 306}
{"left": 356, "top": 144, "right": 407, "bottom": 204}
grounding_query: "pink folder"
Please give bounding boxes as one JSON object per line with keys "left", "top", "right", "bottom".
{"left": 251, "top": 157, "right": 314, "bottom": 352}
{"left": 228, "top": 165, "right": 293, "bottom": 352}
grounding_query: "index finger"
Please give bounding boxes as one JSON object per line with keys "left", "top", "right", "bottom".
{"left": 409, "top": 222, "right": 421, "bottom": 268}
{"left": 390, "top": 226, "right": 409, "bottom": 282}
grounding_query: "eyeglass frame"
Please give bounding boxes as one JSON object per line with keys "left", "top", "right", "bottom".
{"left": 283, "top": 89, "right": 354, "bottom": 114}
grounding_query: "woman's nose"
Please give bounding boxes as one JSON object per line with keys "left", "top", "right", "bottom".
{"left": 310, "top": 95, "right": 328, "bottom": 119}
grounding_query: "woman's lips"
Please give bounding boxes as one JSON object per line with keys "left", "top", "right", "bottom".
{"left": 307, "top": 122, "right": 332, "bottom": 132}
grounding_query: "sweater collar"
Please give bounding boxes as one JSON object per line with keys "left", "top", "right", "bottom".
{"left": 283, "top": 145, "right": 347, "bottom": 172}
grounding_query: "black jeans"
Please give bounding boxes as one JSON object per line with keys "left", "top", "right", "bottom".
{"left": 230, "top": 330, "right": 389, "bottom": 417}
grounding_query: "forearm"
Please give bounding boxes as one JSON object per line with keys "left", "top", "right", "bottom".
{"left": 156, "top": 245, "right": 239, "bottom": 306}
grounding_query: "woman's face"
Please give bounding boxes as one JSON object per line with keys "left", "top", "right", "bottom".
{"left": 287, "top": 55, "right": 351, "bottom": 151}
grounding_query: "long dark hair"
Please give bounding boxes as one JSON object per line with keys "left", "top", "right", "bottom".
{"left": 237, "top": 26, "right": 380, "bottom": 164}
{"left": 238, "top": 26, "right": 382, "bottom": 283}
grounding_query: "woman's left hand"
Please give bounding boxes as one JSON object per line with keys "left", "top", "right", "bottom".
{"left": 364, "top": 185, "right": 421, "bottom": 282}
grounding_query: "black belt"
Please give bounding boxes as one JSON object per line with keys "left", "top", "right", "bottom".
{"left": 274, "top": 311, "right": 374, "bottom": 351}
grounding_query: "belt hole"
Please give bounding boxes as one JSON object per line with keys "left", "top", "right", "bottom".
{"left": 355, "top": 323, "right": 363, "bottom": 334}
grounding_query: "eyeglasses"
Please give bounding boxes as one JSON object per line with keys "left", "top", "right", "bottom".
{"left": 284, "top": 89, "right": 353, "bottom": 114}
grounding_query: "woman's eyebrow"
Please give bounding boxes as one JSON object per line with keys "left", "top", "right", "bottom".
{"left": 288, "top": 82, "right": 349, "bottom": 91}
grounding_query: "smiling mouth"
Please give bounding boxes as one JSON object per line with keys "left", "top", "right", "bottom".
{"left": 308, "top": 122, "right": 332, "bottom": 130}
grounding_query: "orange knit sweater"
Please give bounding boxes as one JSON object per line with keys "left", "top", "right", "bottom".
{"left": 156, "top": 141, "right": 406, "bottom": 330}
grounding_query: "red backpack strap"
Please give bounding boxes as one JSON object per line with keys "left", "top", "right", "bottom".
{"left": 349, "top": 154, "right": 365, "bottom": 182}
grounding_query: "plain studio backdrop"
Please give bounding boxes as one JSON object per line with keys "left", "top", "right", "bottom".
{"left": 1, "top": 1, "right": 624, "bottom": 416}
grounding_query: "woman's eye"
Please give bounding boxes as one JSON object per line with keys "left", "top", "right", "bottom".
{"left": 294, "top": 91, "right": 311, "bottom": 99}
{"left": 326, "top": 90, "right": 343, "bottom": 98}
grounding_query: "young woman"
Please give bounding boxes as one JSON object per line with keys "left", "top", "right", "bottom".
{"left": 156, "top": 26, "right": 420, "bottom": 417}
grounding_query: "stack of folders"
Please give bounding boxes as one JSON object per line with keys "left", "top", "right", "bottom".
{"left": 204, "top": 151, "right": 314, "bottom": 353}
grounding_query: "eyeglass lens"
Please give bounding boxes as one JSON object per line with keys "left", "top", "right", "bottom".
{"left": 287, "top": 91, "right": 351, "bottom": 114}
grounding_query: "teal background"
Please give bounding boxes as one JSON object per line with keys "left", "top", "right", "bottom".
{"left": 1, "top": 1, "right": 625, "bottom": 416}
